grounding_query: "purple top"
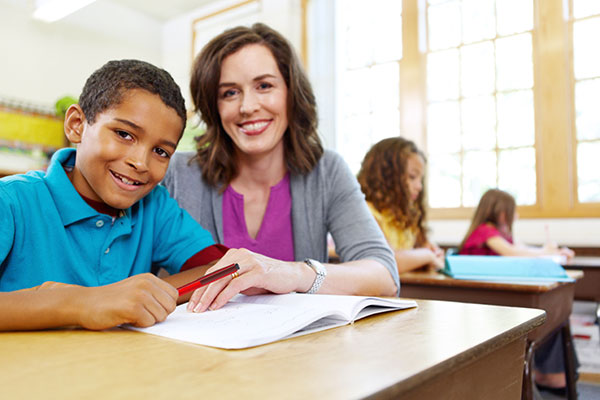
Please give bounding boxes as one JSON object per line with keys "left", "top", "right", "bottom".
{"left": 460, "top": 223, "right": 514, "bottom": 256}
{"left": 222, "top": 174, "right": 294, "bottom": 261}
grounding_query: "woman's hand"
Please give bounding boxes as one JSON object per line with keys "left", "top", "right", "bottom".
{"left": 186, "top": 248, "right": 311, "bottom": 313}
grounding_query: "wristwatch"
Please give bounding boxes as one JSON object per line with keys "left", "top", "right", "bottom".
{"left": 304, "top": 258, "right": 327, "bottom": 294}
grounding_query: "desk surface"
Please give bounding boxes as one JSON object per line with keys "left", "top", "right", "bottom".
{"left": 400, "top": 270, "right": 583, "bottom": 293}
{"left": 0, "top": 299, "right": 544, "bottom": 400}
{"left": 399, "top": 270, "right": 579, "bottom": 343}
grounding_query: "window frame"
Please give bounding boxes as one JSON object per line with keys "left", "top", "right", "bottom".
{"left": 413, "top": 0, "right": 599, "bottom": 219}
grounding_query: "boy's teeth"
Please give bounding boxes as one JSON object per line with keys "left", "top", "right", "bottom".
{"left": 115, "top": 172, "right": 140, "bottom": 185}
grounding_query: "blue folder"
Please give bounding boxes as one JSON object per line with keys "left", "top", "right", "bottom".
{"left": 444, "top": 255, "right": 574, "bottom": 282}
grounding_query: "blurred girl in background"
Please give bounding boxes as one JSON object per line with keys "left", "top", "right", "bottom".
{"left": 357, "top": 137, "right": 444, "bottom": 273}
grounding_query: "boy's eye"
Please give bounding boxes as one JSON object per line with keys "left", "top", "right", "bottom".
{"left": 154, "top": 147, "right": 170, "bottom": 158}
{"left": 116, "top": 130, "right": 133, "bottom": 140}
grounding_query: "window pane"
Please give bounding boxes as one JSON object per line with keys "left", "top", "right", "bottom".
{"left": 496, "top": 33, "right": 533, "bottom": 91}
{"left": 573, "top": 17, "right": 600, "bottom": 80}
{"left": 573, "top": 0, "right": 600, "bottom": 19}
{"left": 497, "top": 90, "right": 534, "bottom": 148}
{"left": 427, "top": 101, "right": 461, "bottom": 154}
{"left": 461, "top": 0, "right": 495, "bottom": 43}
{"left": 344, "top": 2, "right": 373, "bottom": 69}
{"left": 342, "top": 68, "right": 371, "bottom": 116}
{"left": 372, "top": 0, "right": 402, "bottom": 63}
{"left": 575, "top": 78, "right": 600, "bottom": 141}
{"left": 577, "top": 141, "right": 600, "bottom": 202}
{"left": 370, "top": 62, "right": 400, "bottom": 111}
{"left": 461, "top": 41, "right": 495, "bottom": 97}
{"left": 428, "top": 154, "right": 462, "bottom": 208}
{"left": 463, "top": 151, "right": 497, "bottom": 207}
{"left": 498, "top": 148, "right": 536, "bottom": 205}
{"left": 338, "top": 114, "right": 372, "bottom": 174}
{"left": 371, "top": 111, "right": 400, "bottom": 142}
{"left": 461, "top": 96, "right": 496, "bottom": 150}
{"left": 428, "top": 1, "right": 461, "bottom": 51}
{"left": 427, "top": 49, "right": 459, "bottom": 101}
{"left": 496, "top": 0, "right": 533, "bottom": 36}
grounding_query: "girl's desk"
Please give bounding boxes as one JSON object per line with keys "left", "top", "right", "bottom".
{"left": 564, "top": 256, "right": 600, "bottom": 303}
{"left": 399, "top": 270, "right": 583, "bottom": 400}
{"left": 0, "top": 299, "right": 543, "bottom": 400}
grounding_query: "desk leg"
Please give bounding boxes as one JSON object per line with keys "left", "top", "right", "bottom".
{"left": 522, "top": 341, "right": 535, "bottom": 400}
{"left": 561, "top": 323, "right": 578, "bottom": 400}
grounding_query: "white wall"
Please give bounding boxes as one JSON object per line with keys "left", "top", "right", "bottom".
{"left": 0, "top": 1, "right": 161, "bottom": 107}
{"left": 429, "top": 219, "right": 600, "bottom": 248}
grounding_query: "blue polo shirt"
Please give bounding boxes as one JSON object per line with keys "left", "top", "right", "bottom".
{"left": 0, "top": 148, "right": 214, "bottom": 291}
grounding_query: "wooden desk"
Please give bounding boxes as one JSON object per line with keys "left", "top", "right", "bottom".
{"left": 399, "top": 270, "right": 582, "bottom": 400}
{"left": 0, "top": 300, "right": 543, "bottom": 400}
{"left": 564, "top": 256, "right": 600, "bottom": 302}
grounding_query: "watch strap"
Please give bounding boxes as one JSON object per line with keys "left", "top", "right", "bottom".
{"left": 304, "top": 258, "right": 327, "bottom": 294}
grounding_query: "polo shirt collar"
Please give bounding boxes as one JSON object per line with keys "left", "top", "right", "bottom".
{"left": 45, "top": 148, "right": 103, "bottom": 226}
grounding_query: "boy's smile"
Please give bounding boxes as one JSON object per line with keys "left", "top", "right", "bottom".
{"left": 65, "top": 89, "right": 183, "bottom": 210}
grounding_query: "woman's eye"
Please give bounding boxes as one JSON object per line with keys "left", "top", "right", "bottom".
{"left": 154, "top": 148, "right": 170, "bottom": 158}
{"left": 116, "top": 130, "right": 132, "bottom": 140}
{"left": 258, "top": 82, "right": 272, "bottom": 90}
{"left": 222, "top": 89, "right": 237, "bottom": 98}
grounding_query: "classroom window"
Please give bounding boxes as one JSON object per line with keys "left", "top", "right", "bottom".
{"left": 329, "top": 0, "right": 599, "bottom": 218}
{"left": 336, "top": 0, "right": 402, "bottom": 173}
{"left": 426, "top": 0, "right": 536, "bottom": 208}
{"left": 572, "top": 2, "right": 600, "bottom": 203}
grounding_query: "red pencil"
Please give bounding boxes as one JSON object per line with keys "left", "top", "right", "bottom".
{"left": 177, "top": 263, "right": 239, "bottom": 296}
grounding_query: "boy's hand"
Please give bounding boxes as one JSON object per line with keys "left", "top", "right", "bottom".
{"left": 75, "top": 274, "right": 178, "bottom": 330}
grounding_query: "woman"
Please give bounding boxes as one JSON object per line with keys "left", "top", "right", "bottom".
{"left": 163, "top": 23, "right": 398, "bottom": 313}
{"left": 357, "top": 137, "right": 444, "bottom": 273}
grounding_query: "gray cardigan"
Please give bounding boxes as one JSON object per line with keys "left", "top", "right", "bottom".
{"left": 162, "top": 150, "right": 399, "bottom": 294}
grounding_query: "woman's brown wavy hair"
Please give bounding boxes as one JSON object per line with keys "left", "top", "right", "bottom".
{"left": 190, "top": 23, "right": 323, "bottom": 189}
{"left": 357, "top": 137, "right": 428, "bottom": 246}
{"left": 459, "top": 188, "right": 516, "bottom": 251}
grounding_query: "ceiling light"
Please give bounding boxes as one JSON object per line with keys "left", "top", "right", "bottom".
{"left": 33, "top": 0, "right": 97, "bottom": 23}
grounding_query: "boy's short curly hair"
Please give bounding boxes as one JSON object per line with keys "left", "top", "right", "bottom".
{"left": 79, "top": 59, "right": 186, "bottom": 133}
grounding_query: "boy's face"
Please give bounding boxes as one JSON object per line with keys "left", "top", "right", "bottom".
{"left": 66, "top": 89, "right": 183, "bottom": 209}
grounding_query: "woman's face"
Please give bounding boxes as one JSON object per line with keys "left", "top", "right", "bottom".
{"left": 404, "top": 153, "right": 425, "bottom": 202}
{"left": 217, "top": 44, "right": 289, "bottom": 159}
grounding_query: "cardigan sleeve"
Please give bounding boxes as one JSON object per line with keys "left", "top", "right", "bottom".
{"left": 320, "top": 151, "right": 400, "bottom": 294}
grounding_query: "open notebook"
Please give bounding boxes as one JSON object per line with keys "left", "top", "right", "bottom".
{"left": 126, "top": 293, "right": 417, "bottom": 349}
{"left": 444, "top": 255, "right": 574, "bottom": 282}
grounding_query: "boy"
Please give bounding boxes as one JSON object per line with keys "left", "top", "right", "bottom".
{"left": 0, "top": 60, "right": 221, "bottom": 331}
